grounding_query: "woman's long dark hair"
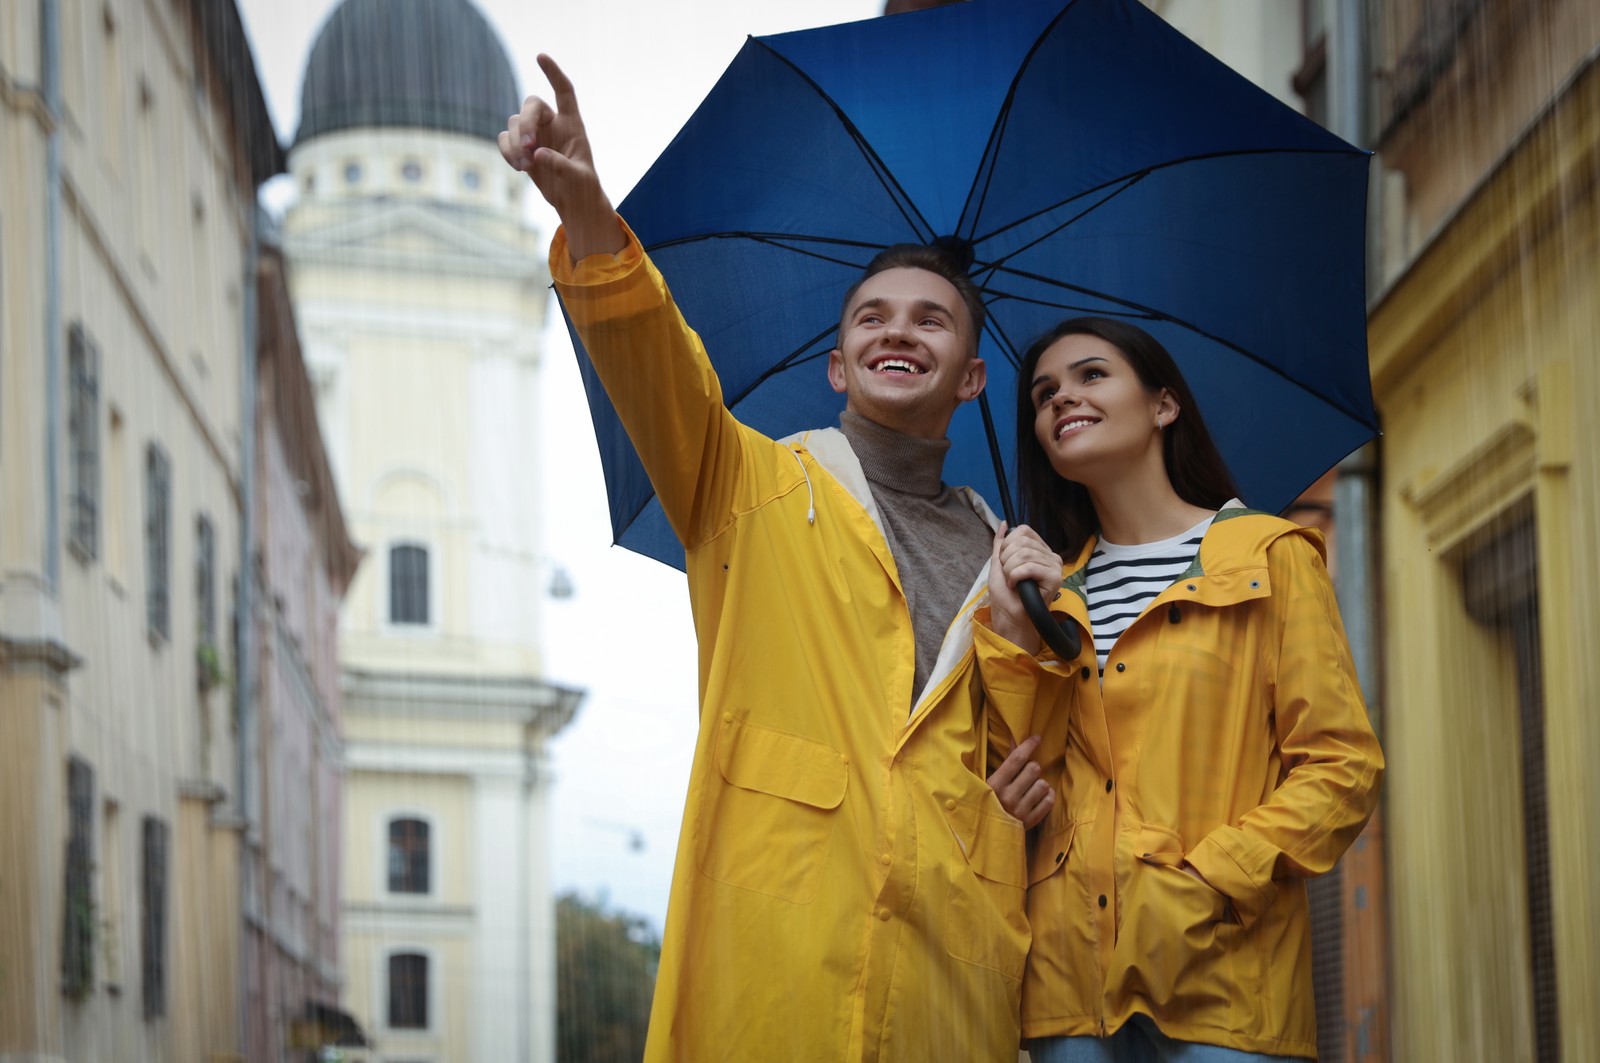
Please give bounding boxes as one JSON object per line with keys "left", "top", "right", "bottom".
{"left": 1015, "top": 317, "right": 1240, "bottom": 561}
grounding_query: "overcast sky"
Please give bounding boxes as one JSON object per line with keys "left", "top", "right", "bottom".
{"left": 237, "top": 0, "right": 883, "bottom": 928}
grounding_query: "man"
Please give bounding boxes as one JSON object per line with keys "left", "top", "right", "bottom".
{"left": 501, "top": 55, "right": 1033, "bottom": 1061}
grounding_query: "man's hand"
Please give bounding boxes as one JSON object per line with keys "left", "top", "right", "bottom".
{"left": 987, "top": 523, "right": 1064, "bottom": 654}
{"left": 498, "top": 54, "right": 626, "bottom": 262}
{"left": 987, "top": 734, "right": 1054, "bottom": 828}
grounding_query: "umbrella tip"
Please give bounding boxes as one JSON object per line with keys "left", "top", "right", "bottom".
{"left": 930, "top": 234, "right": 976, "bottom": 273}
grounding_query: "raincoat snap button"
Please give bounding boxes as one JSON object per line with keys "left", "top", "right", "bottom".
{"left": 1080, "top": 666, "right": 1091, "bottom": 680}
{"left": 1098, "top": 894, "right": 1108, "bottom": 908}
{"left": 1187, "top": 583, "right": 1197, "bottom": 592}
{"left": 880, "top": 854, "right": 892, "bottom": 867}
{"left": 1115, "top": 662, "right": 1126, "bottom": 673}
{"left": 1055, "top": 851, "right": 1064, "bottom": 864}
{"left": 876, "top": 907, "right": 892, "bottom": 922}
{"left": 722, "top": 713, "right": 733, "bottom": 723}
{"left": 1105, "top": 779, "right": 1113, "bottom": 792}
{"left": 840, "top": 755, "right": 850, "bottom": 766}
{"left": 945, "top": 799, "right": 957, "bottom": 811}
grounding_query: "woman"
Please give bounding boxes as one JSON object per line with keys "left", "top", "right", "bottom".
{"left": 975, "top": 317, "right": 1383, "bottom": 1062}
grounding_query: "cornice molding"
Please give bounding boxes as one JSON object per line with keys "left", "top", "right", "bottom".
{"left": 1369, "top": 51, "right": 1600, "bottom": 398}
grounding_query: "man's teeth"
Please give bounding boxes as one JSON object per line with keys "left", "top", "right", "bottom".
{"left": 874, "top": 359, "right": 924, "bottom": 374}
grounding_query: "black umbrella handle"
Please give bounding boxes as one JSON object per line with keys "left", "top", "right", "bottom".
{"left": 1018, "top": 581, "right": 1082, "bottom": 662}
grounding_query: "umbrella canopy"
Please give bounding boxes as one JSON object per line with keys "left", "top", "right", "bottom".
{"left": 562, "top": 0, "right": 1375, "bottom": 570}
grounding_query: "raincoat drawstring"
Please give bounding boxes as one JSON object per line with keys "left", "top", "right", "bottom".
{"left": 790, "top": 448, "right": 815, "bottom": 524}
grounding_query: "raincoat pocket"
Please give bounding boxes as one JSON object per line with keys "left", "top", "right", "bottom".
{"left": 1029, "top": 803, "right": 1077, "bottom": 887}
{"left": 693, "top": 716, "right": 849, "bottom": 904}
{"left": 943, "top": 796, "right": 1030, "bottom": 980}
{"left": 1111, "top": 828, "right": 1242, "bottom": 1019}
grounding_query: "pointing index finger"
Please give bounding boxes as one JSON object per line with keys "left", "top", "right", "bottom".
{"left": 537, "top": 53, "right": 580, "bottom": 115}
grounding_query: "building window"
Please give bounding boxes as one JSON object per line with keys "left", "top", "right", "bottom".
{"left": 61, "top": 757, "right": 96, "bottom": 999}
{"left": 196, "top": 515, "right": 215, "bottom": 645}
{"left": 101, "top": 800, "right": 123, "bottom": 989}
{"left": 388, "top": 952, "right": 428, "bottom": 1029}
{"left": 343, "top": 161, "right": 362, "bottom": 185}
{"left": 145, "top": 445, "right": 171, "bottom": 639}
{"left": 68, "top": 323, "right": 100, "bottom": 561}
{"left": 389, "top": 543, "right": 429, "bottom": 626}
{"left": 387, "top": 818, "right": 430, "bottom": 894}
{"left": 400, "top": 160, "right": 423, "bottom": 183}
{"left": 461, "top": 166, "right": 481, "bottom": 190}
{"left": 140, "top": 816, "right": 169, "bottom": 1019}
{"left": 1462, "top": 521, "right": 1560, "bottom": 1063}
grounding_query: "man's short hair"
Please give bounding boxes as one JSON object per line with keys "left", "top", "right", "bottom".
{"left": 838, "top": 245, "right": 987, "bottom": 357}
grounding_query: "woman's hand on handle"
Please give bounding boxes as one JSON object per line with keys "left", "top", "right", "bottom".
{"left": 987, "top": 522, "right": 1064, "bottom": 655}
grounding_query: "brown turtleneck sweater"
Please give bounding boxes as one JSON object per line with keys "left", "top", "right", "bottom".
{"left": 839, "top": 412, "right": 995, "bottom": 706}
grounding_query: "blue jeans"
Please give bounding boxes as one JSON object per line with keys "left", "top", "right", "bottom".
{"left": 1028, "top": 1015, "right": 1293, "bottom": 1063}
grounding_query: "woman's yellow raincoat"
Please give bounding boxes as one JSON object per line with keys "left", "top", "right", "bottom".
{"left": 553, "top": 224, "right": 1030, "bottom": 1062}
{"left": 977, "top": 507, "right": 1383, "bottom": 1058}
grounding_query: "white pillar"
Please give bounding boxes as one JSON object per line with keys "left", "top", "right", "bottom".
{"left": 472, "top": 767, "right": 527, "bottom": 1058}
{"left": 526, "top": 755, "right": 556, "bottom": 1063}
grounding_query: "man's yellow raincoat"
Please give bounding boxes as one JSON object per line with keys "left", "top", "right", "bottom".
{"left": 977, "top": 508, "right": 1383, "bottom": 1059}
{"left": 553, "top": 224, "right": 1029, "bottom": 1062}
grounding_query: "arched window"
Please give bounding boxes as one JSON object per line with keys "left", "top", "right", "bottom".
{"left": 387, "top": 818, "right": 430, "bottom": 894}
{"left": 387, "top": 952, "right": 428, "bottom": 1029}
{"left": 389, "top": 543, "right": 429, "bottom": 625}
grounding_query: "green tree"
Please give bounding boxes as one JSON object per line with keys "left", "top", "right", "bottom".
{"left": 556, "top": 892, "right": 660, "bottom": 1063}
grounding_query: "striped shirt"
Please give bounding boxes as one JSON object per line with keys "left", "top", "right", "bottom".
{"left": 1086, "top": 510, "right": 1223, "bottom": 673}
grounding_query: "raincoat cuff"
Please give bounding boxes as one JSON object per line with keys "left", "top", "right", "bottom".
{"left": 549, "top": 215, "right": 644, "bottom": 286}
{"left": 1186, "top": 827, "right": 1280, "bottom": 929}
{"left": 973, "top": 606, "right": 1071, "bottom": 667}
{"left": 973, "top": 610, "right": 1066, "bottom": 747}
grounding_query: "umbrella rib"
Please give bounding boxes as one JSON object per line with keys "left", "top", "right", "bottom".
{"left": 956, "top": 0, "right": 1086, "bottom": 240}
{"left": 723, "top": 323, "right": 841, "bottom": 409}
{"left": 974, "top": 175, "right": 1146, "bottom": 278}
{"left": 970, "top": 145, "right": 1367, "bottom": 249}
{"left": 753, "top": 38, "right": 936, "bottom": 243}
{"left": 983, "top": 267, "right": 1376, "bottom": 428}
{"left": 645, "top": 231, "right": 891, "bottom": 270}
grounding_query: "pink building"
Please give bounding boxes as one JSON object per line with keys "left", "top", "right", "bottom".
{"left": 246, "top": 245, "right": 365, "bottom": 1058}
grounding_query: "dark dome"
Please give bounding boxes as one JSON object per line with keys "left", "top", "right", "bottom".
{"left": 296, "top": 0, "right": 518, "bottom": 145}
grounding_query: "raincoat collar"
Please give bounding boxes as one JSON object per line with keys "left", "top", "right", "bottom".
{"left": 781, "top": 426, "right": 1002, "bottom": 726}
{"left": 1054, "top": 503, "right": 1319, "bottom": 634}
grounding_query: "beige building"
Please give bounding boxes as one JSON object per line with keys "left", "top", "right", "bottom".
{"left": 1, "top": 0, "right": 281, "bottom": 1058}
{"left": 1362, "top": 1, "right": 1600, "bottom": 1060}
{"left": 279, "top": 0, "right": 583, "bottom": 1059}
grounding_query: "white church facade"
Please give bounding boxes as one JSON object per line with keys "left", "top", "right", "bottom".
{"left": 281, "top": 1, "right": 582, "bottom": 1058}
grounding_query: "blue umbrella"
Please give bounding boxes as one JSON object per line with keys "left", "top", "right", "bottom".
{"left": 561, "top": 0, "right": 1375, "bottom": 574}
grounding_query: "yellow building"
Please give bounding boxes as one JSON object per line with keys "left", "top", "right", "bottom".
{"left": 1, "top": 0, "right": 282, "bottom": 1058}
{"left": 1363, "top": 1, "right": 1600, "bottom": 1060}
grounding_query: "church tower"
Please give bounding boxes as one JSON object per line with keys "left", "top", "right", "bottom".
{"left": 283, "top": 2, "right": 581, "bottom": 1058}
